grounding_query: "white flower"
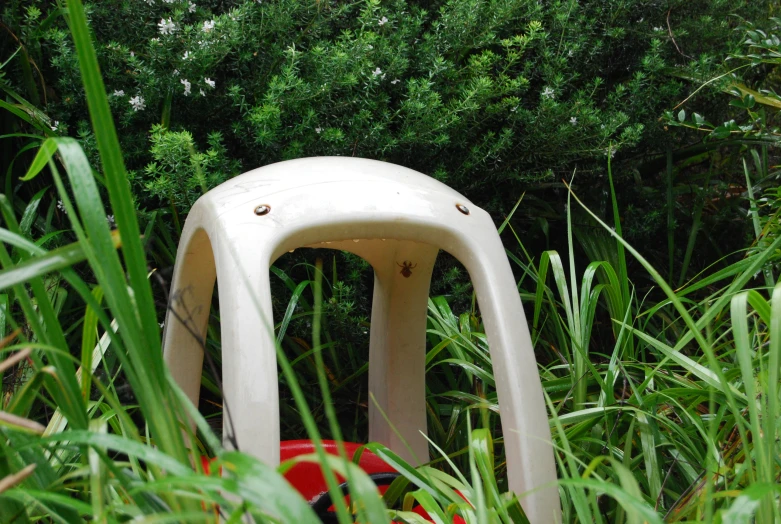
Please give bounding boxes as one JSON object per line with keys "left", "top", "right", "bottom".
{"left": 159, "top": 321, "right": 165, "bottom": 329}
{"left": 144, "top": 0, "right": 154, "bottom": 5}
{"left": 204, "top": 77, "right": 215, "bottom": 88}
{"left": 107, "top": 215, "right": 115, "bottom": 227}
{"left": 129, "top": 95, "right": 146, "bottom": 111}
{"left": 391, "top": 78, "right": 400, "bottom": 84}
{"left": 183, "top": 50, "right": 190, "bottom": 60}
{"left": 542, "top": 86, "right": 555, "bottom": 99}
{"left": 567, "top": 49, "right": 574, "bottom": 57}
{"left": 130, "top": 51, "right": 135, "bottom": 57}
{"left": 163, "top": 0, "right": 174, "bottom": 3}
{"left": 653, "top": 26, "right": 663, "bottom": 32}
{"left": 173, "top": 69, "right": 179, "bottom": 76}
{"left": 151, "top": 37, "right": 160, "bottom": 43}
{"left": 57, "top": 200, "right": 67, "bottom": 214}
{"left": 570, "top": 116, "right": 577, "bottom": 125}
{"left": 203, "top": 20, "right": 215, "bottom": 32}
{"left": 199, "top": 89, "right": 206, "bottom": 96}
{"left": 372, "top": 67, "right": 382, "bottom": 77}
{"left": 158, "top": 18, "right": 176, "bottom": 35}
{"left": 378, "top": 16, "right": 388, "bottom": 26}
{"left": 50, "top": 120, "right": 59, "bottom": 131}
{"left": 315, "top": 127, "right": 322, "bottom": 134}
{"left": 180, "top": 78, "right": 191, "bottom": 96}
{"left": 188, "top": 1, "right": 196, "bottom": 13}
{"left": 113, "top": 89, "right": 125, "bottom": 97}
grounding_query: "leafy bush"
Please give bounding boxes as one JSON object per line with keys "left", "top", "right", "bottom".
{"left": 1, "top": 0, "right": 770, "bottom": 216}
{"left": 139, "top": 124, "right": 240, "bottom": 211}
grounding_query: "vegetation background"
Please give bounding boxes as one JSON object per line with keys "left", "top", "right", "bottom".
{"left": 0, "top": 0, "right": 780, "bottom": 522}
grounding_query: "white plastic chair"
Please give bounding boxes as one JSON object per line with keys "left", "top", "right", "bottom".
{"left": 162, "top": 157, "right": 560, "bottom": 522}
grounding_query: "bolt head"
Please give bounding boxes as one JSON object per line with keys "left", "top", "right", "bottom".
{"left": 456, "top": 203, "right": 470, "bottom": 215}
{"left": 254, "top": 204, "right": 271, "bottom": 216}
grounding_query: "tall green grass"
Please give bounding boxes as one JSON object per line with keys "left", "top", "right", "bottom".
{"left": 0, "top": 1, "right": 779, "bottom": 522}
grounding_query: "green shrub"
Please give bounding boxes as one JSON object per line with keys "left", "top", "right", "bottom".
{"left": 1, "top": 0, "right": 770, "bottom": 217}
{"left": 138, "top": 124, "right": 240, "bottom": 210}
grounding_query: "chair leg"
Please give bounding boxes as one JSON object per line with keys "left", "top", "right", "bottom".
{"left": 366, "top": 241, "right": 439, "bottom": 465}
{"left": 454, "top": 227, "right": 561, "bottom": 523}
{"left": 165, "top": 219, "right": 282, "bottom": 465}
{"left": 213, "top": 233, "right": 281, "bottom": 465}
{"left": 201, "top": 229, "right": 279, "bottom": 466}
{"left": 163, "top": 225, "right": 216, "bottom": 411}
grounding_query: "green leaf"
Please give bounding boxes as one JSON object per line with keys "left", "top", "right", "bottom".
{"left": 220, "top": 451, "right": 322, "bottom": 523}
{"left": 0, "top": 232, "right": 121, "bottom": 291}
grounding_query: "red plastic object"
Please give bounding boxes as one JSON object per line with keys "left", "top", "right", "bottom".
{"left": 281, "top": 440, "right": 466, "bottom": 523}
{"left": 280, "top": 440, "right": 395, "bottom": 503}
{"left": 201, "top": 440, "right": 466, "bottom": 523}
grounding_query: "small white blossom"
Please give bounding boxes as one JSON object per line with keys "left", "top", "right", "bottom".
{"left": 188, "top": 1, "right": 196, "bottom": 13}
{"left": 203, "top": 20, "right": 215, "bottom": 32}
{"left": 173, "top": 69, "right": 179, "bottom": 76}
{"left": 144, "top": 0, "right": 154, "bottom": 5}
{"left": 200, "top": 89, "right": 206, "bottom": 96}
{"left": 567, "top": 49, "right": 574, "bottom": 57}
{"left": 391, "top": 78, "right": 400, "bottom": 84}
{"left": 378, "top": 16, "right": 388, "bottom": 26}
{"left": 542, "top": 86, "right": 555, "bottom": 99}
{"left": 107, "top": 215, "right": 115, "bottom": 227}
{"left": 367, "top": 44, "right": 373, "bottom": 50}
{"left": 151, "top": 37, "right": 160, "bottom": 43}
{"left": 183, "top": 50, "right": 190, "bottom": 60}
{"left": 130, "top": 51, "right": 135, "bottom": 57}
{"left": 159, "top": 321, "right": 165, "bottom": 329}
{"left": 315, "top": 127, "right": 322, "bottom": 134}
{"left": 372, "top": 67, "right": 382, "bottom": 77}
{"left": 163, "top": 0, "right": 174, "bottom": 3}
{"left": 570, "top": 116, "right": 577, "bottom": 125}
{"left": 158, "top": 18, "right": 176, "bottom": 35}
{"left": 653, "top": 26, "right": 663, "bottom": 32}
{"left": 180, "top": 78, "right": 191, "bottom": 96}
{"left": 57, "top": 200, "right": 67, "bottom": 214}
{"left": 129, "top": 95, "right": 146, "bottom": 111}
{"left": 204, "top": 77, "right": 215, "bottom": 88}
{"left": 113, "top": 90, "right": 125, "bottom": 97}
{"left": 50, "top": 120, "right": 59, "bottom": 131}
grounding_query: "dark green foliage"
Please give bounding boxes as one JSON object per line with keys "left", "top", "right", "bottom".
{"left": 1, "top": 0, "right": 770, "bottom": 215}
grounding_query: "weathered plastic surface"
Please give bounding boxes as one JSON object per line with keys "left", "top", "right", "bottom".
{"left": 162, "top": 157, "right": 561, "bottom": 522}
